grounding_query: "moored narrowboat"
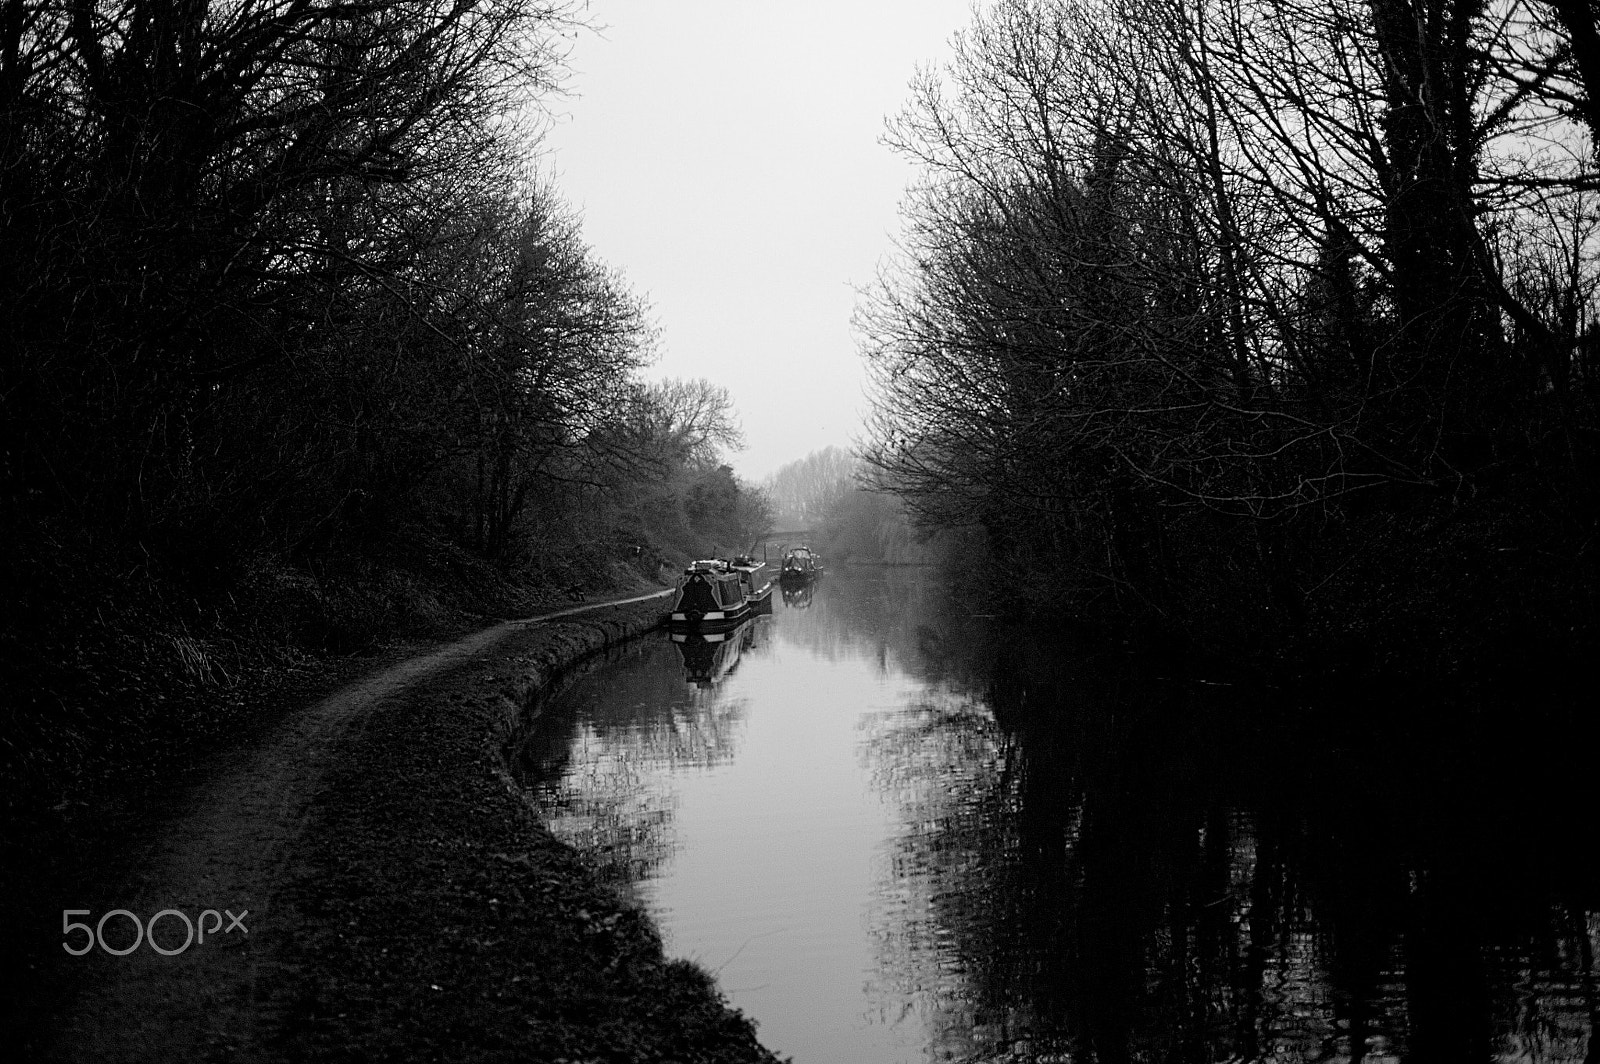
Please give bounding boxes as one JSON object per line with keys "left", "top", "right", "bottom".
{"left": 778, "top": 546, "right": 822, "bottom": 584}
{"left": 667, "top": 557, "right": 772, "bottom": 627}
{"left": 729, "top": 554, "right": 774, "bottom": 614}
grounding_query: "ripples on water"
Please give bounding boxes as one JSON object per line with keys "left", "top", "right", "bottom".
{"left": 513, "top": 567, "right": 1600, "bottom": 1063}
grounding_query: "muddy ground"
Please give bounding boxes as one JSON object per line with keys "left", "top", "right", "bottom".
{"left": 4, "top": 596, "right": 784, "bottom": 1063}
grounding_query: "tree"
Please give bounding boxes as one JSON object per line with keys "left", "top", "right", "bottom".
{"left": 452, "top": 193, "right": 653, "bottom": 559}
{"left": 762, "top": 447, "right": 858, "bottom": 529}
{"left": 859, "top": 0, "right": 1600, "bottom": 629}
{"left": 1, "top": 0, "right": 581, "bottom": 573}
{"left": 569, "top": 379, "right": 767, "bottom": 564}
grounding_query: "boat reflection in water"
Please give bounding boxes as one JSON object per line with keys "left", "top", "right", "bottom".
{"left": 669, "top": 616, "right": 765, "bottom": 687}
{"left": 779, "top": 581, "right": 814, "bottom": 610}
{"left": 511, "top": 618, "right": 771, "bottom": 894}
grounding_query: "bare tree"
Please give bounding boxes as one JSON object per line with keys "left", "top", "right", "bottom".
{"left": 763, "top": 447, "right": 859, "bottom": 529}
{"left": 1, "top": 0, "right": 580, "bottom": 566}
{"left": 860, "top": 0, "right": 1600, "bottom": 626}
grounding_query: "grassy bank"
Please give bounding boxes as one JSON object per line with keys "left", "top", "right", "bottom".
{"left": 0, "top": 524, "right": 668, "bottom": 821}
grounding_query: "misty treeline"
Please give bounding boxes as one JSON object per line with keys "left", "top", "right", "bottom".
{"left": 1, "top": 0, "right": 766, "bottom": 609}
{"left": 762, "top": 446, "right": 930, "bottom": 564}
{"left": 859, "top": 0, "right": 1600, "bottom": 651}
{"left": 0, "top": 1, "right": 767, "bottom": 789}
{"left": 765, "top": 447, "right": 858, "bottom": 530}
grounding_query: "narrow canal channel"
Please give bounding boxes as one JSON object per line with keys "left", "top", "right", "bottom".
{"left": 513, "top": 567, "right": 1600, "bottom": 1063}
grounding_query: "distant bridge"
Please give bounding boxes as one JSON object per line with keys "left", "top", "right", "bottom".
{"left": 752, "top": 528, "right": 817, "bottom": 554}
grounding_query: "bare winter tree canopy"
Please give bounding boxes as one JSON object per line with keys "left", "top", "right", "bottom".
{"left": 860, "top": 0, "right": 1600, "bottom": 626}
{"left": 1, "top": 0, "right": 769, "bottom": 583}
{"left": 763, "top": 446, "right": 858, "bottom": 529}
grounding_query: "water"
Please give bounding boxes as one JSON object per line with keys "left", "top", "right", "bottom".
{"left": 515, "top": 567, "right": 1600, "bottom": 1063}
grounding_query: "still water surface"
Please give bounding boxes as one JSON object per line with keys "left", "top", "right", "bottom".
{"left": 516, "top": 567, "right": 1600, "bottom": 1063}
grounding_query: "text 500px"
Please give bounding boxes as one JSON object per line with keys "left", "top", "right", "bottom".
{"left": 62, "top": 908, "right": 249, "bottom": 956}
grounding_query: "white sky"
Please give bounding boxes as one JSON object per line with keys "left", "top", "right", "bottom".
{"left": 540, "top": 1, "right": 975, "bottom": 482}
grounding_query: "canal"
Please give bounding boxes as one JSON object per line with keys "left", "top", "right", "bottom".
{"left": 513, "top": 566, "right": 1600, "bottom": 1063}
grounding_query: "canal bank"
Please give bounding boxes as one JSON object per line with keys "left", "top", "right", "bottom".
{"left": 23, "top": 596, "right": 785, "bottom": 1063}
{"left": 269, "top": 597, "right": 785, "bottom": 1063}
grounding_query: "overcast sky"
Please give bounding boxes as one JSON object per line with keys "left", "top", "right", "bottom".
{"left": 541, "top": 1, "right": 974, "bottom": 482}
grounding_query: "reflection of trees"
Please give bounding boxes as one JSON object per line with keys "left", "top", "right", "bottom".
{"left": 861, "top": 688, "right": 1034, "bottom": 1061}
{"left": 512, "top": 635, "right": 764, "bottom": 886}
{"left": 533, "top": 730, "right": 677, "bottom": 887}
{"left": 776, "top": 566, "right": 1001, "bottom": 692}
{"left": 863, "top": 658, "right": 1600, "bottom": 1063}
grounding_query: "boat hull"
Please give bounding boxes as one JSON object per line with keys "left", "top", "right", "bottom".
{"left": 666, "top": 560, "right": 765, "bottom": 629}
{"left": 666, "top": 600, "right": 755, "bottom": 628}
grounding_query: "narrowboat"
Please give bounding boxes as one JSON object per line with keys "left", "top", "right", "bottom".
{"left": 667, "top": 557, "right": 773, "bottom": 628}
{"left": 729, "top": 554, "right": 774, "bottom": 614}
{"left": 778, "top": 546, "right": 822, "bottom": 584}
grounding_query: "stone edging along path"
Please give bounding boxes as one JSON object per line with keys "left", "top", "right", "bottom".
{"left": 40, "top": 591, "right": 786, "bottom": 1063}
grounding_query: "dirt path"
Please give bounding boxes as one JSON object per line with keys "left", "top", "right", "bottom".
{"left": 43, "top": 591, "right": 675, "bottom": 1063}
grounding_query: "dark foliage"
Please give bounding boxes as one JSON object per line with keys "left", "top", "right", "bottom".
{"left": 0, "top": 1, "right": 769, "bottom": 807}
{"left": 859, "top": 0, "right": 1600, "bottom": 664}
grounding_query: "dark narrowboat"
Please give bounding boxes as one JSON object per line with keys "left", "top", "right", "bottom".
{"left": 667, "top": 557, "right": 773, "bottom": 628}
{"left": 778, "top": 546, "right": 822, "bottom": 584}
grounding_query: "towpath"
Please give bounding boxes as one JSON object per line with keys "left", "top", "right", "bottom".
{"left": 27, "top": 589, "right": 780, "bottom": 1064}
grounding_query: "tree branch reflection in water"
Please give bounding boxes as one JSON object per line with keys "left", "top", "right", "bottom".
{"left": 514, "top": 568, "right": 1600, "bottom": 1063}
{"left": 514, "top": 634, "right": 763, "bottom": 888}
{"left": 858, "top": 627, "right": 1600, "bottom": 1063}
{"left": 861, "top": 688, "right": 1030, "bottom": 1061}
